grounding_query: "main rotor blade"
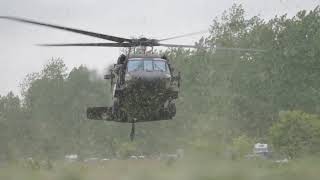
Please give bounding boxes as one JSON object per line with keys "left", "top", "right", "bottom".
{"left": 38, "top": 43, "right": 133, "bottom": 47}
{"left": 0, "top": 16, "right": 132, "bottom": 43}
{"left": 159, "top": 30, "right": 208, "bottom": 41}
{"left": 158, "top": 43, "right": 200, "bottom": 48}
{"left": 159, "top": 43, "right": 266, "bottom": 52}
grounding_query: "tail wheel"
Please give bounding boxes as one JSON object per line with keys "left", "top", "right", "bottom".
{"left": 130, "top": 122, "right": 135, "bottom": 141}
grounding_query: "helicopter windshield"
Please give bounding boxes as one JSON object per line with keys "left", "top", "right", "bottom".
{"left": 127, "top": 59, "right": 168, "bottom": 72}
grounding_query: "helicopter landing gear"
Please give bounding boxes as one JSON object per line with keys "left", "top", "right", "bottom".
{"left": 130, "top": 121, "right": 135, "bottom": 141}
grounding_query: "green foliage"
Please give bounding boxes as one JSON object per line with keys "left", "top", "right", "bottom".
{"left": 230, "top": 135, "right": 254, "bottom": 159}
{"left": 269, "top": 111, "right": 320, "bottom": 158}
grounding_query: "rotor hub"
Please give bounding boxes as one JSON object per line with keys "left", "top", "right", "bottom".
{"left": 131, "top": 38, "right": 159, "bottom": 47}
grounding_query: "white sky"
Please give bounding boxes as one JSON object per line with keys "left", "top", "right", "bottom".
{"left": 0, "top": 0, "right": 319, "bottom": 95}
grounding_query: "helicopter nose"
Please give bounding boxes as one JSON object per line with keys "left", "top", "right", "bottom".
{"left": 126, "top": 71, "right": 171, "bottom": 89}
{"left": 128, "top": 71, "right": 170, "bottom": 81}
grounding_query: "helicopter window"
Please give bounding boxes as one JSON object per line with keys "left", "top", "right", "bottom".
{"left": 127, "top": 59, "right": 169, "bottom": 72}
{"left": 144, "top": 60, "right": 153, "bottom": 71}
{"left": 127, "top": 60, "right": 144, "bottom": 72}
{"left": 153, "top": 61, "right": 166, "bottom": 72}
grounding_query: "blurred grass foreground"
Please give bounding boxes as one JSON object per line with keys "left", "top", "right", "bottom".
{"left": 1, "top": 155, "right": 320, "bottom": 180}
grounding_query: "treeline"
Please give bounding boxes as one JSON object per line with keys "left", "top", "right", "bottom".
{"left": 168, "top": 4, "right": 320, "bottom": 158}
{"left": 1, "top": 4, "right": 320, "bottom": 160}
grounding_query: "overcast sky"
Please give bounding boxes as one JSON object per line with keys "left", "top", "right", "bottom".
{"left": 0, "top": 0, "right": 319, "bottom": 95}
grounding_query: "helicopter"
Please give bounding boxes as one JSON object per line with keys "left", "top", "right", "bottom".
{"left": 0, "top": 16, "right": 264, "bottom": 140}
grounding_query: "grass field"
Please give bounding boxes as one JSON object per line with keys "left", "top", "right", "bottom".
{"left": 1, "top": 155, "right": 320, "bottom": 180}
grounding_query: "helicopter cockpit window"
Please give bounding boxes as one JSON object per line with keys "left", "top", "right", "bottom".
{"left": 127, "top": 59, "right": 169, "bottom": 73}
{"left": 144, "top": 60, "right": 153, "bottom": 71}
{"left": 153, "top": 61, "right": 166, "bottom": 72}
{"left": 127, "top": 60, "right": 144, "bottom": 72}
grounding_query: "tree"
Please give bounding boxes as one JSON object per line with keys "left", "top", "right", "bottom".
{"left": 0, "top": 92, "right": 25, "bottom": 160}
{"left": 269, "top": 111, "right": 320, "bottom": 158}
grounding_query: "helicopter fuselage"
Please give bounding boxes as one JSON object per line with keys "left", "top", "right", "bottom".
{"left": 87, "top": 55, "right": 180, "bottom": 123}
{"left": 113, "top": 56, "right": 179, "bottom": 122}
{"left": 118, "top": 71, "right": 177, "bottom": 122}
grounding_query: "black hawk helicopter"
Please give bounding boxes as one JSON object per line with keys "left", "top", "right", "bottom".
{"left": 0, "top": 16, "right": 264, "bottom": 140}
